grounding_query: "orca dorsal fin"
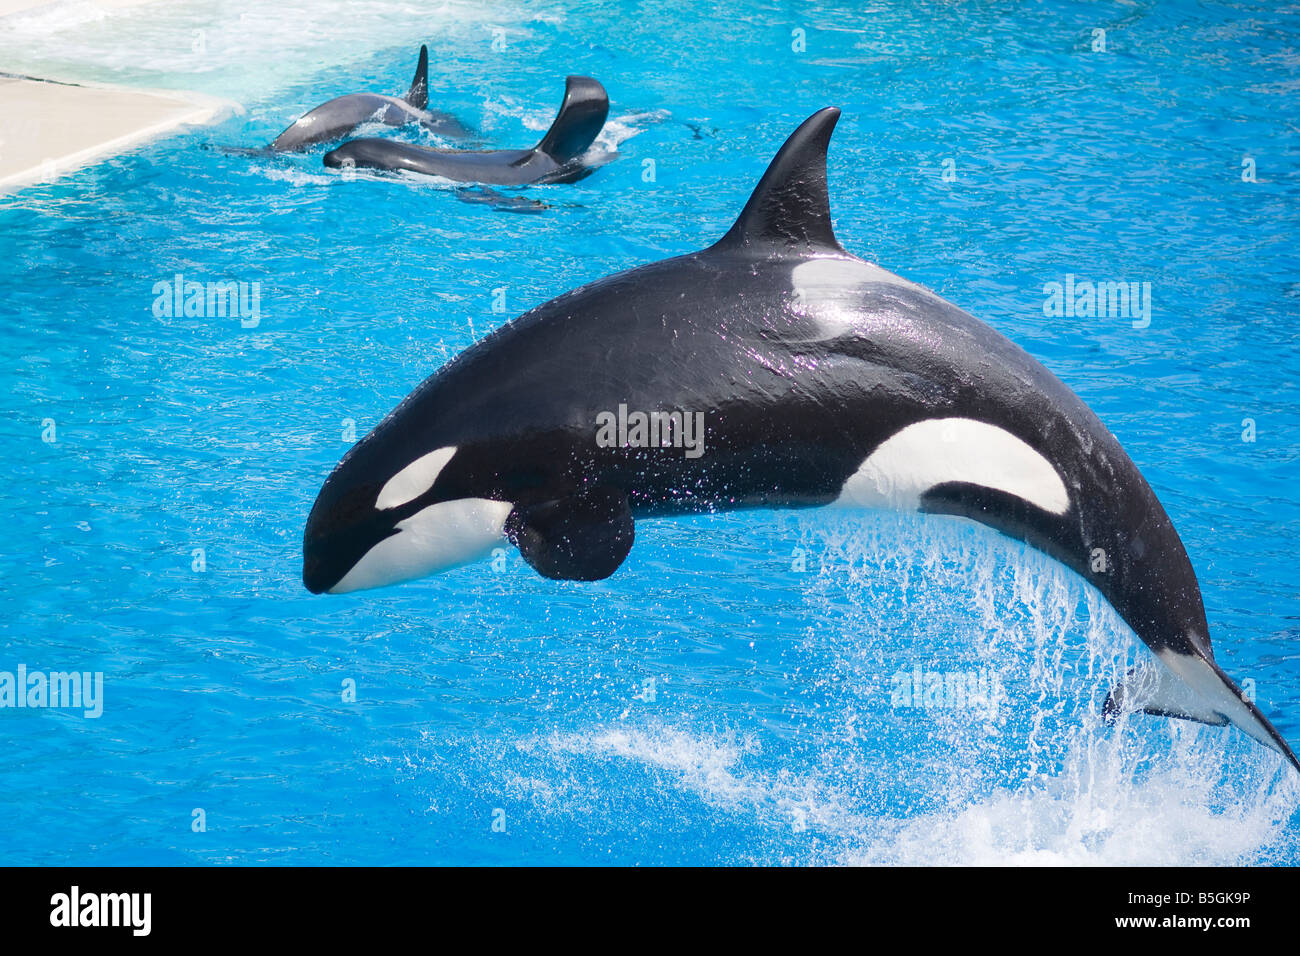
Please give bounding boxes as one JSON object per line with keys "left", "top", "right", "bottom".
{"left": 405, "top": 44, "right": 429, "bottom": 109}
{"left": 712, "top": 107, "right": 845, "bottom": 255}
{"left": 535, "top": 75, "right": 609, "bottom": 165}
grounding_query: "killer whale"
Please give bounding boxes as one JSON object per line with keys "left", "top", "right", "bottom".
{"left": 322, "top": 75, "right": 608, "bottom": 185}
{"left": 302, "top": 108, "right": 1298, "bottom": 772}
{"left": 269, "top": 45, "right": 468, "bottom": 152}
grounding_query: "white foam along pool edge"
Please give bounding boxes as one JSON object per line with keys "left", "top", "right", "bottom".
{"left": 0, "top": 71, "right": 238, "bottom": 193}
{"left": 0, "top": 0, "right": 158, "bottom": 18}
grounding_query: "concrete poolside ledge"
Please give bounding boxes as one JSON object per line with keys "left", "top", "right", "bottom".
{"left": 0, "top": 72, "right": 237, "bottom": 193}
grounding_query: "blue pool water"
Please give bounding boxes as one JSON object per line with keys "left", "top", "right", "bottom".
{"left": 1, "top": 0, "right": 1298, "bottom": 865}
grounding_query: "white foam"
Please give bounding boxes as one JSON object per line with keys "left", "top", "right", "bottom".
{"left": 845, "top": 732, "right": 1298, "bottom": 866}
{"left": 252, "top": 165, "right": 334, "bottom": 187}
{"left": 521, "top": 723, "right": 866, "bottom": 836}
{"left": 0, "top": 1, "right": 551, "bottom": 104}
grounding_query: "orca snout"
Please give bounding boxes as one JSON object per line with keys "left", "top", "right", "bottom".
{"left": 301, "top": 547, "right": 331, "bottom": 595}
{"left": 301, "top": 478, "right": 391, "bottom": 595}
{"left": 301, "top": 507, "right": 350, "bottom": 594}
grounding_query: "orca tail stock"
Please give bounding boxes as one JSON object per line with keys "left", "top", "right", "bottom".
{"left": 1104, "top": 647, "right": 1300, "bottom": 773}
{"left": 535, "top": 75, "right": 609, "bottom": 164}
{"left": 405, "top": 44, "right": 429, "bottom": 110}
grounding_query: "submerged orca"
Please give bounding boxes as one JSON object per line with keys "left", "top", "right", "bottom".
{"left": 322, "top": 75, "right": 609, "bottom": 185}
{"left": 303, "top": 108, "right": 1298, "bottom": 772}
{"left": 269, "top": 45, "right": 468, "bottom": 152}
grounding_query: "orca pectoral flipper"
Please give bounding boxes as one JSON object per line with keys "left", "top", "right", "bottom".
{"left": 505, "top": 486, "right": 633, "bottom": 581}
{"left": 406, "top": 44, "right": 429, "bottom": 110}
{"left": 535, "top": 76, "right": 609, "bottom": 165}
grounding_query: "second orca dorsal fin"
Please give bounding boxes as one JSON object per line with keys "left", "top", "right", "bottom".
{"left": 405, "top": 44, "right": 429, "bottom": 109}
{"left": 535, "top": 76, "right": 609, "bottom": 165}
{"left": 712, "top": 107, "right": 845, "bottom": 255}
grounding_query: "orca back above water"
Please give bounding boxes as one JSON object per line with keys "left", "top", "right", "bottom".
{"left": 303, "top": 108, "right": 1298, "bottom": 773}
{"left": 322, "top": 75, "right": 609, "bottom": 185}
{"left": 269, "top": 45, "right": 469, "bottom": 152}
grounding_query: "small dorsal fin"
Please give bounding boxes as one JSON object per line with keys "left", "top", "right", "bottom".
{"left": 535, "top": 75, "right": 609, "bottom": 165}
{"left": 405, "top": 44, "right": 429, "bottom": 109}
{"left": 712, "top": 107, "right": 844, "bottom": 254}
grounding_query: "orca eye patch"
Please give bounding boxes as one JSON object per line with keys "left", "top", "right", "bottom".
{"left": 375, "top": 446, "right": 458, "bottom": 510}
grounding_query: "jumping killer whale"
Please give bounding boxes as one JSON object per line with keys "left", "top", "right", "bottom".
{"left": 302, "top": 108, "right": 1298, "bottom": 772}
{"left": 322, "top": 75, "right": 608, "bottom": 185}
{"left": 269, "top": 45, "right": 468, "bottom": 152}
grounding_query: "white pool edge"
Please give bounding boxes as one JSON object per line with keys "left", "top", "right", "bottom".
{"left": 0, "top": 73, "right": 240, "bottom": 194}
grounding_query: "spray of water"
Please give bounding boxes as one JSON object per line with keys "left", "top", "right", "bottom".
{"left": 797, "top": 512, "right": 1299, "bottom": 863}
{"left": 497, "top": 512, "right": 1298, "bottom": 864}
